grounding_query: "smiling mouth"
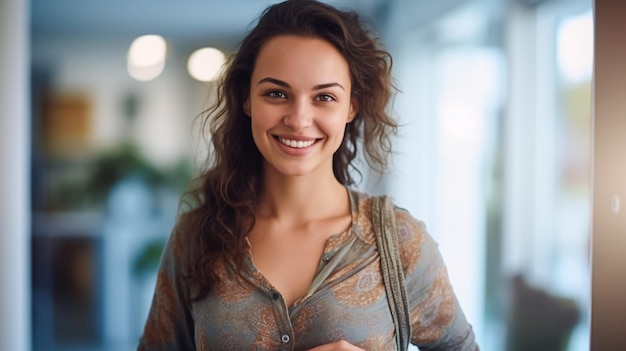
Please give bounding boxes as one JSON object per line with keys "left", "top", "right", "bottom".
{"left": 277, "top": 137, "right": 316, "bottom": 149}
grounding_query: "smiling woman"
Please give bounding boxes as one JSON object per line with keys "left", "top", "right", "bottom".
{"left": 138, "top": 1, "right": 478, "bottom": 350}
{"left": 245, "top": 35, "right": 357, "bottom": 179}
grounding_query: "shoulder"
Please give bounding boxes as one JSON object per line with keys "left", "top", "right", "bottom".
{"left": 350, "top": 190, "right": 431, "bottom": 272}
{"left": 390, "top": 205, "right": 432, "bottom": 274}
{"left": 171, "top": 211, "right": 193, "bottom": 244}
{"left": 163, "top": 211, "right": 200, "bottom": 267}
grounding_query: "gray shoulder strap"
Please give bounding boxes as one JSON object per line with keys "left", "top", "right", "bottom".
{"left": 372, "top": 195, "right": 411, "bottom": 351}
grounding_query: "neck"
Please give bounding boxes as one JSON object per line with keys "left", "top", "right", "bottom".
{"left": 257, "top": 168, "right": 350, "bottom": 225}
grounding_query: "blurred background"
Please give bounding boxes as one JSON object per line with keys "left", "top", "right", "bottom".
{"left": 1, "top": 0, "right": 593, "bottom": 350}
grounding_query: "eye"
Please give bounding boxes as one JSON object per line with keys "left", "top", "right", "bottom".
{"left": 316, "top": 94, "right": 336, "bottom": 102}
{"left": 265, "top": 90, "right": 287, "bottom": 99}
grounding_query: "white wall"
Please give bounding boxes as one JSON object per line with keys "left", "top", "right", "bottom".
{"left": 0, "top": 0, "right": 31, "bottom": 350}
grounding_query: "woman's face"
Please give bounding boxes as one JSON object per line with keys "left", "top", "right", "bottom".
{"left": 244, "top": 35, "right": 358, "bottom": 180}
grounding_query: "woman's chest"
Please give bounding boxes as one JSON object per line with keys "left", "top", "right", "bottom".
{"left": 191, "top": 261, "right": 397, "bottom": 351}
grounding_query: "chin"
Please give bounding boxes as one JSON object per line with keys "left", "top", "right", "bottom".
{"left": 277, "top": 168, "right": 315, "bottom": 178}
{"left": 269, "top": 163, "right": 320, "bottom": 178}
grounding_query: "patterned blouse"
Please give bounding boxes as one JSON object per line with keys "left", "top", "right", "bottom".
{"left": 139, "top": 190, "right": 478, "bottom": 350}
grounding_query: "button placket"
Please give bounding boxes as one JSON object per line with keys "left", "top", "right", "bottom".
{"left": 268, "top": 289, "right": 293, "bottom": 349}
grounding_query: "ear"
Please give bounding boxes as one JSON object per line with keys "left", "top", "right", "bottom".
{"left": 243, "top": 99, "right": 251, "bottom": 116}
{"left": 347, "top": 98, "right": 359, "bottom": 123}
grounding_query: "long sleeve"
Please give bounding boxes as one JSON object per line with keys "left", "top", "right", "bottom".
{"left": 394, "top": 208, "right": 478, "bottom": 350}
{"left": 138, "top": 226, "right": 196, "bottom": 350}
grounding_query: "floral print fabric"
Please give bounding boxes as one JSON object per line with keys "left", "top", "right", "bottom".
{"left": 139, "top": 190, "right": 478, "bottom": 350}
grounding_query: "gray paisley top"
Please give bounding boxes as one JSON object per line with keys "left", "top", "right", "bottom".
{"left": 138, "top": 190, "right": 478, "bottom": 350}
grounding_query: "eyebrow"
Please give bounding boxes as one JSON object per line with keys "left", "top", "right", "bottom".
{"left": 257, "top": 77, "right": 345, "bottom": 91}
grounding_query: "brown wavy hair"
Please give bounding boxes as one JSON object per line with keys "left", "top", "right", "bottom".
{"left": 180, "top": 0, "right": 397, "bottom": 301}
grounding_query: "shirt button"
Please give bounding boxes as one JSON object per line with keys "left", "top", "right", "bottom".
{"left": 272, "top": 293, "right": 279, "bottom": 300}
{"left": 281, "top": 334, "right": 290, "bottom": 343}
{"left": 323, "top": 254, "right": 331, "bottom": 262}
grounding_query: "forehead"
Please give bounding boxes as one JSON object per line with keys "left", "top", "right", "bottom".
{"left": 252, "top": 35, "right": 351, "bottom": 86}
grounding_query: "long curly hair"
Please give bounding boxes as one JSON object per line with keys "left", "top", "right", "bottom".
{"left": 180, "top": 0, "right": 397, "bottom": 301}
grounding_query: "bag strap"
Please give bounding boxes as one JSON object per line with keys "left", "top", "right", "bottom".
{"left": 372, "top": 195, "right": 411, "bottom": 351}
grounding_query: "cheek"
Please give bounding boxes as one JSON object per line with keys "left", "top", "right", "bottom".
{"left": 249, "top": 111, "right": 279, "bottom": 149}
{"left": 249, "top": 125, "right": 268, "bottom": 156}
{"left": 250, "top": 101, "right": 281, "bottom": 125}
{"left": 250, "top": 118, "right": 268, "bottom": 143}
{"left": 320, "top": 111, "right": 350, "bottom": 133}
{"left": 249, "top": 105, "right": 271, "bottom": 128}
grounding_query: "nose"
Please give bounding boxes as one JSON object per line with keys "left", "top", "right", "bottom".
{"left": 283, "top": 98, "right": 313, "bottom": 130}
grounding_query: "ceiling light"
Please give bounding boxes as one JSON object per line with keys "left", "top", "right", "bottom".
{"left": 187, "top": 47, "right": 226, "bottom": 82}
{"left": 127, "top": 35, "right": 167, "bottom": 81}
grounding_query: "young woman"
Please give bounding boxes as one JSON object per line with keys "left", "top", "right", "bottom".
{"left": 139, "top": 1, "right": 478, "bottom": 350}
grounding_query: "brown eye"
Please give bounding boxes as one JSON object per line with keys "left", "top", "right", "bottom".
{"left": 316, "top": 94, "right": 335, "bottom": 102}
{"left": 266, "top": 90, "right": 287, "bottom": 99}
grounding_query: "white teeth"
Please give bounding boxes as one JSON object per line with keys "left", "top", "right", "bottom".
{"left": 279, "top": 137, "right": 315, "bottom": 148}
